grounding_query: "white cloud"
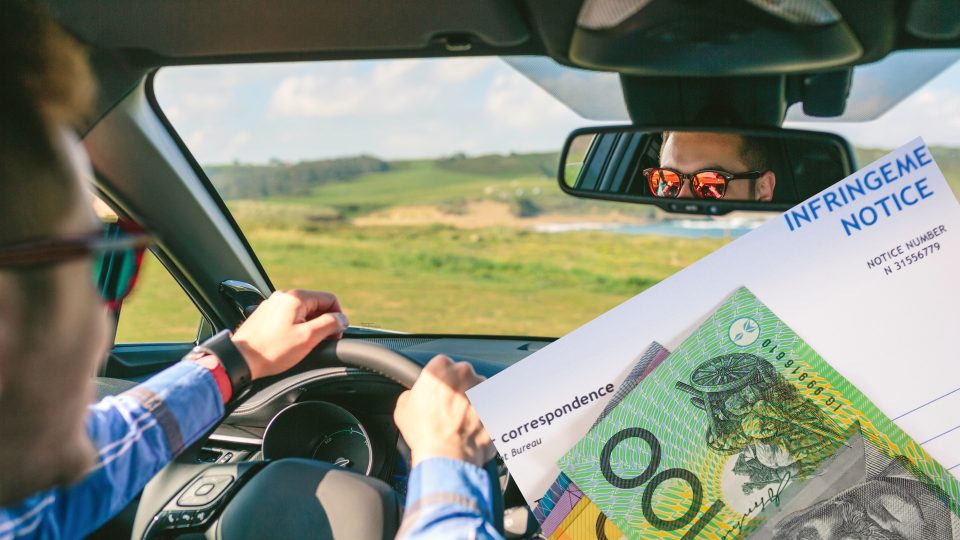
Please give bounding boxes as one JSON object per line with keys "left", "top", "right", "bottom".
{"left": 154, "top": 55, "right": 960, "bottom": 165}
{"left": 180, "top": 92, "right": 232, "bottom": 112}
{"left": 484, "top": 71, "right": 571, "bottom": 129}
{"left": 226, "top": 131, "right": 252, "bottom": 157}
{"left": 432, "top": 57, "right": 500, "bottom": 82}
{"left": 266, "top": 59, "right": 459, "bottom": 119}
{"left": 185, "top": 127, "right": 211, "bottom": 150}
{"left": 153, "top": 58, "right": 591, "bottom": 163}
{"left": 268, "top": 74, "right": 364, "bottom": 118}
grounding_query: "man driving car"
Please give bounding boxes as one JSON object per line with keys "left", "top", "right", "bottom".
{"left": 647, "top": 131, "right": 777, "bottom": 201}
{"left": 0, "top": 2, "right": 501, "bottom": 539}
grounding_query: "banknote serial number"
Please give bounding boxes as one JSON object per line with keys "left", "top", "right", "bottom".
{"left": 761, "top": 339, "right": 842, "bottom": 413}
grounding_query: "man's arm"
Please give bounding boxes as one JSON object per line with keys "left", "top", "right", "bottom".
{"left": 0, "top": 360, "right": 223, "bottom": 540}
{"left": 0, "top": 289, "right": 348, "bottom": 540}
{"left": 397, "top": 458, "right": 504, "bottom": 540}
{"left": 393, "top": 356, "right": 505, "bottom": 540}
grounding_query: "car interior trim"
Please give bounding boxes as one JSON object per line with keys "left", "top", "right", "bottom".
{"left": 144, "top": 71, "right": 276, "bottom": 297}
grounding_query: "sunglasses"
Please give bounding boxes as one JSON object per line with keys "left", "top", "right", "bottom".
{"left": 0, "top": 219, "right": 153, "bottom": 310}
{"left": 643, "top": 168, "right": 763, "bottom": 200}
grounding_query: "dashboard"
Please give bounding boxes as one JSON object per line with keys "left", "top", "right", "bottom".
{"left": 198, "top": 335, "right": 552, "bottom": 502}
{"left": 91, "top": 335, "right": 555, "bottom": 538}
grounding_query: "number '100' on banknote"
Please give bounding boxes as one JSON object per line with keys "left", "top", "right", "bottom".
{"left": 559, "top": 287, "right": 960, "bottom": 540}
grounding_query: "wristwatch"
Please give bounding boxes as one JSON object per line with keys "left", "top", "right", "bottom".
{"left": 186, "top": 329, "right": 252, "bottom": 397}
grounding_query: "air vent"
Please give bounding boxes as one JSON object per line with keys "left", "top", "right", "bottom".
{"left": 358, "top": 338, "right": 437, "bottom": 351}
{"left": 200, "top": 433, "right": 263, "bottom": 464}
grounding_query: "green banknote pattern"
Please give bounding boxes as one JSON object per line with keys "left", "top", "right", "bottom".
{"left": 559, "top": 287, "right": 960, "bottom": 540}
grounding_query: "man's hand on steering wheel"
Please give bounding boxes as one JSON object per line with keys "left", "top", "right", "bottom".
{"left": 394, "top": 355, "right": 496, "bottom": 469}
{"left": 232, "top": 289, "right": 350, "bottom": 380}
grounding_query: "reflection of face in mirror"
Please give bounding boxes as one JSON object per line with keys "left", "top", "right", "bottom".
{"left": 659, "top": 132, "right": 777, "bottom": 201}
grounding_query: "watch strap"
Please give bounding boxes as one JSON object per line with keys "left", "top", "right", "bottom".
{"left": 192, "top": 329, "right": 251, "bottom": 398}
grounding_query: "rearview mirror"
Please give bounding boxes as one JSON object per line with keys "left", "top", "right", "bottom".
{"left": 560, "top": 127, "right": 855, "bottom": 215}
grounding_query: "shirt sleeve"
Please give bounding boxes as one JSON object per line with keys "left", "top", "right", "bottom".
{"left": 396, "top": 457, "right": 506, "bottom": 540}
{"left": 0, "top": 360, "right": 224, "bottom": 540}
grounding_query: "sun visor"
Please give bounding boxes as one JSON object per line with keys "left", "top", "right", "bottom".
{"left": 785, "top": 49, "right": 960, "bottom": 122}
{"left": 503, "top": 50, "right": 960, "bottom": 123}
{"left": 501, "top": 57, "right": 629, "bottom": 121}
{"left": 35, "top": 0, "right": 530, "bottom": 58}
{"left": 567, "top": 0, "right": 863, "bottom": 76}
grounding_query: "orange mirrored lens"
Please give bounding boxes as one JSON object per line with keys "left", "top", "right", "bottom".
{"left": 692, "top": 172, "right": 726, "bottom": 199}
{"left": 646, "top": 169, "right": 682, "bottom": 198}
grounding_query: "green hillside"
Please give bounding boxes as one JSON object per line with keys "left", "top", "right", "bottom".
{"left": 855, "top": 146, "right": 960, "bottom": 196}
{"left": 436, "top": 152, "right": 558, "bottom": 177}
{"left": 206, "top": 155, "right": 388, "bottom": 199}
{"left": 215, "top": 152, "right": 653, "bottom": 225}
{"left": 122, "top": 145, "right": 960, "bottom": 341}
{"left": 209, "top": 146, "right": 960, "bottom": 214}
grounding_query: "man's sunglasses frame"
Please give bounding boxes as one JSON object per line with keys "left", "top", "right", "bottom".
{"left": 0, "top": 221, "right": 153, "bottom": 310}
{"left": 643, "top": 167, "right": 763, "bottom": 200}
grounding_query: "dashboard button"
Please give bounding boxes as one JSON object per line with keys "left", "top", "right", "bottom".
{"left": 177, "top": 475, "right": 234, "bottom": 507}
{"left": 176, "top": 510, "right": 196, "bottom": 529}
{"left": 163, "top": 511, "right": 180, "bottom": 528}
{"left": 194, "top": 508, "right": 211, "bottom": 524}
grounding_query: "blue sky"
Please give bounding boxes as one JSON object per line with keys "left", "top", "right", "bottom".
{"left": 153, "top": 55, "right": 960, "bottom": 166}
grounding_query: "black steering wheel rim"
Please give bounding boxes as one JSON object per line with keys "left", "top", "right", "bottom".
{"left": 133, "top": 340, "right": 505, "bottom": 540}
{"left": 311, "top": 339, "right": 505, "bottom": 533}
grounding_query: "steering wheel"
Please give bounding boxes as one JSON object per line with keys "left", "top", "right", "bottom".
{"left": 132, "top": 339, "right": 504, "bottom": 540}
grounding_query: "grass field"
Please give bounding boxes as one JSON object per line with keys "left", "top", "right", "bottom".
{"left": 114, "top": 251, "right": 204, "bottom": 343}
{"left": 114, "top": 147, "right": 960, "bottom": 342}
{"left": 242, "top": 225, "right": 724, "bottom": 336}
{"left": 115, "top": 222, "right": 726, "bottom": 341}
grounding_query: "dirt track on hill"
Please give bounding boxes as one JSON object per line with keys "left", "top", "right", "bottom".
{"left": 351, "top": 200, "right": 646, "bottom": 229}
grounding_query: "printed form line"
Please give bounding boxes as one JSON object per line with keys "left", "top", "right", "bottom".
{"left": 920, "top": 423, "right": 960, "bottom": 446}
{"left": 892, "top": 386, "right": 960, "bottom": 421}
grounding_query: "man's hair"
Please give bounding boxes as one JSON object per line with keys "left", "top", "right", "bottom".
{"left": 0, "top": 0, "right": 96, "bottom": 248}
{"left": 660, "top": 131, "right": 773, "bottom": 173}
{"left": 660, "top": 131, "right": 774, "bottom": 199}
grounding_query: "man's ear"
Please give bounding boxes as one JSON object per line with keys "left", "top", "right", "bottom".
{"left": 756, "top": 171, "right": 776, "bottom": 202}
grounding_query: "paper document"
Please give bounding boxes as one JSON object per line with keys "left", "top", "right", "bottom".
{"left": 467, "top": 137, "right": 960, "bottom": 502}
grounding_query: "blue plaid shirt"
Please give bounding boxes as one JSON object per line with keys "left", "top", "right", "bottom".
{"left": 0, "top": 361, "right": 223, "bottom": 540}
{"left": 1, "top": 361, "right": 503, "bottom": 540}
{"left": 398, "top": 458, "right": 504, "bottom": 540}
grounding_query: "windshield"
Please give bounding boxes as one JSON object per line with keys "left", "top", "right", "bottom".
{"left": 152, "top": 56, "right": 960, "bottom": 336}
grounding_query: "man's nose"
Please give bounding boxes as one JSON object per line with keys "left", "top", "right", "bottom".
{"left": 678, "top": 179, "right": 694, "bottom": 198}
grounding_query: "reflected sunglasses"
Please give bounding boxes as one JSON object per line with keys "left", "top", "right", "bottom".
{"left": 0, "top": 219, "right": 153, "bottom": 310}
{"left": 643, "top": 167, "right": 762, "bottom": 200}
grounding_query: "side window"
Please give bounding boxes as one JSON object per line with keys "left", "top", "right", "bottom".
{"left": 93, "top": 194, "right": 203, "bottom": 343}
{"left": 114, "top": 250, "right": 204, "bottom": 343}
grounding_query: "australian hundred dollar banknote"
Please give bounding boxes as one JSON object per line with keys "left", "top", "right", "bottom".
{"left": 559, "top": 287, "right": 960, "bottom": 540}
{"left": 533, "top": 342, "right": 670, "bottom": 539}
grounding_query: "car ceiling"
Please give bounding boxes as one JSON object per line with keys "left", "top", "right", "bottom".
{"left": 33, "top": 0, "right": 960, "bottom": 69}
{"left": 505, "top": 50, "right": 960, "bottom": 122}
{"left": 33, "top": 0, "right": 960, "bottom": 131}
{"left": 36, "top": 0, "right": 548, "bottom": 64}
